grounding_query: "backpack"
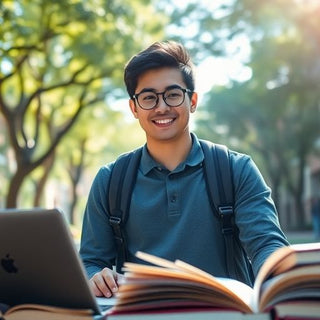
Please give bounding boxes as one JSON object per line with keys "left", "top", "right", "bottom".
{"left": 107, "top": 139, "right": 254, "bottom": 285}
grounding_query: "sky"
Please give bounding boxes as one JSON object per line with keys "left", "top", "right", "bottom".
{"left": 195, "top": 55, "right": 252, "bottom": 100}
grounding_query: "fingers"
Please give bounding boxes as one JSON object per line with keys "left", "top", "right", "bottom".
{"left": 89, "top": 267, "right": 123, "bottom": 298}
{"left": 115, "top": 272, "right": 125, "bottom": 284}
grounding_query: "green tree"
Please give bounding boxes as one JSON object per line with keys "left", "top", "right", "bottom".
{"left": 51, "top": 99, "right": 144, "bottom": 225}
{"left": 0, "top": 0, "right": 166, "bottom": 208}
{"left": 194, "top": 0, "right": 320, "bottom": 227}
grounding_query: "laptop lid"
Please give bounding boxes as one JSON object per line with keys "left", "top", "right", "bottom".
{"left": 0, "top": 208, "right": 101, "bottom": 315}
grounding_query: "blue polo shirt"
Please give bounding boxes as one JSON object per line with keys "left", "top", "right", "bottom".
{"left": 80, "top": 133, "right": 288, "bottom": 285}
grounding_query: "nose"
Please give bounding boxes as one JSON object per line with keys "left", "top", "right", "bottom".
{"left": 154, "top": 93, "right": 169, "bottom": 111}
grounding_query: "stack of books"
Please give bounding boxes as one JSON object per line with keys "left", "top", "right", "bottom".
{"left": 106, "top": 242, "right": 320, "bottom": 320}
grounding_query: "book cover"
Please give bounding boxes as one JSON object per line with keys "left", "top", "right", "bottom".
{"left": 0, "top": 303, "right": 94, "bottom": 320}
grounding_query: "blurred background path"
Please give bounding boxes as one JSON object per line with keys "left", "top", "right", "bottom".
{"left": 285, "top": 231, "right": 318, "bottom": 244}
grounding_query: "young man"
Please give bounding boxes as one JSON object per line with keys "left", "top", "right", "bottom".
{"left": 80, "top": 41, "right": 289, "bottom": 298}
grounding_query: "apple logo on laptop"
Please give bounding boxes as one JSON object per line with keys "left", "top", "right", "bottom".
{"left": 1, "top": 254, "right": 18, "bottom": 273}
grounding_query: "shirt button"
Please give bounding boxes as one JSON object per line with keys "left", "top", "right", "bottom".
{"left": 171, "top": 195, "right": 177, "bottom": 203}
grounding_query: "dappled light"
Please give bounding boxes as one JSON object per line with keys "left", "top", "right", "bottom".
{"left": 0, "top": 0, "right": 319, "bottom": 232}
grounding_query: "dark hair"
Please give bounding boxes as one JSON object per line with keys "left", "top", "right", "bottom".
{"left": 124, "top": 41, "right": 195, "bottom": 98}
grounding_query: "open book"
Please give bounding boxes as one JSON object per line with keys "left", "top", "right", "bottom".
{"left": 109, "top": 242, "right": 320, "bottom": 319}
{"left": 0, "top": 304, "right": 95, "bottom": 320}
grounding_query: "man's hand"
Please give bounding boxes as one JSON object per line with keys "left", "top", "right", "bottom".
{"left": 89, "top": 267, "right": 124, "bottom": 297}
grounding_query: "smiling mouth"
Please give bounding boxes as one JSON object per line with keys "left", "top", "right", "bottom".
{"left": 153, "top": 119, "right": 174, "bottom": 125}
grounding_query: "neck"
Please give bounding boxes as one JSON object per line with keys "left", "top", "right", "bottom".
{"left": 146, "top": 133, "right": 193, "bottom": 171}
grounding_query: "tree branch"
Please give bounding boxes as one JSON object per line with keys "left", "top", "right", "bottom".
{"left": 0, "top": 54, "right": 29, "bottom": 84}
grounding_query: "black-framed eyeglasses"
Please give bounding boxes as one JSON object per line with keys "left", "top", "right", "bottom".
{"left": 132, "top": 86, "right": 193, "bottom": 110}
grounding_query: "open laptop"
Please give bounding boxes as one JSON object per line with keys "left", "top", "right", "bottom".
{"left": 0, "top": 208, "right": 111, "bottom": 315}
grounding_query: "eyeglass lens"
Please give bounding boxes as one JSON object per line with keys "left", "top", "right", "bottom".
{"left": 137, "top": 88, "right": 186, "bottom": 110}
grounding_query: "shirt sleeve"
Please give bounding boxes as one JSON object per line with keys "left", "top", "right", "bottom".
{"left": 230, "top": 151, "right": 289, "bottom": 276}
{"left": 79, "top": 164, "right": 117, "bottom": 279}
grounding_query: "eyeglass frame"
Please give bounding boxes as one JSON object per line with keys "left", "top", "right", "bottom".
{"left": 132, "top": 85, "right": 193, "bottom": 110}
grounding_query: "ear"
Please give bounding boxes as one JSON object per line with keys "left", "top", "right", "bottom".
{"left": 129, "top": 99, "right": 138, "bottom": 118}
{"left": 190, "top": 92, "right": 198, "bottom": 113}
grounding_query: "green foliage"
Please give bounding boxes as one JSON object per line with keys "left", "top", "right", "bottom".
{"left": 0, "top": 0, "right": 166, "bottom": 209}
{"left": 192, "top": 0, "right": 320, "bottom": 226}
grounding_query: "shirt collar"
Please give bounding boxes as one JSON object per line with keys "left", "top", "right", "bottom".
{"left": 140, "top": 133, "right": 204, "bottom": 175}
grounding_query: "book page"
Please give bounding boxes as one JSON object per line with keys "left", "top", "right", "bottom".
{"left": 3, "top": 304, "right": 93, "bottom": 320}
{"left": 174, "top": 259, "right": 253, "bottom": 309}
{"left": 272, "top": 243, "right": 320, "bottom": 275}
{"left": 136, "top": 251, "right": 179, "bottom": 269}
{"left": 137, "top": 251, "right": 253, "bottom": 301}
{"left": 252, "top": 243, "right": 320, "bottom": 311}
{"left": 120, "top": 252, "right": 254, "bottom": 313}
{"left": 258, "top": 265, "right": 320, "bottom": 311}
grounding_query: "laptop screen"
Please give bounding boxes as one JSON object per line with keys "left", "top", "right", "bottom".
{"left": 0, "top": 208, "right": 101, "bottom": 315}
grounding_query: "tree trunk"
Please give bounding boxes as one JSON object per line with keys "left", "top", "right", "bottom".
{"left": 68, "top": 138, "right": 86, "bottom": 224}
{"left": 6, "top": 165, "right": 32, "bottom": 208}
{"left": 34, "top": 153, "right": 55, "bottom": 207}
{"left": 295, "top": 150, "right": 307, "bottom": 227}
{"left": 295, "top": 195, "right": 305, "bottom": 227}
{"left": 69, "top": 184, "right": 78, "bottom": 225}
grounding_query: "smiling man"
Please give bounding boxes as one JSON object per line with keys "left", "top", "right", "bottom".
{"left": 129, "top": 67, "right": 197, "bottom": 171}
{"left": 79, "top": 41, "right": 289, "bottom": 298}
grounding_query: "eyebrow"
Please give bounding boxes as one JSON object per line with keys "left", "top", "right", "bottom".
{"left": 138, "top": 84, "right": 183, "bottom": 94}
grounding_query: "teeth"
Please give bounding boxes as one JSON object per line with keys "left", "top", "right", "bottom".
{"left": 155, "top": 119, "right": 173, "bottom": 124}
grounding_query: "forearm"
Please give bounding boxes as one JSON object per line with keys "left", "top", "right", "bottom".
{"left": 80, "top": 166, "right": 117, "bottom": 278}
{"left": 232, "top": 153, "right": 289, "bottom": 276}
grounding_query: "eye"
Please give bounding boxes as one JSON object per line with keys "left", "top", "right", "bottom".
{"left": 165, "top": 89, "right": 183, "bottom": 99}
{"left": 141, "top": 92, "right": 157, "bottom": 101}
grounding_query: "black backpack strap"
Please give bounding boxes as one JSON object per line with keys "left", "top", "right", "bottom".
{"left": 199, "top": 140, "right": 238, "bottom": 279}
{"left": 200, "top": 140, "right": 255, "bottom": 285}
{"left": 108, "top": 147, "right": 142, "bottom": 272}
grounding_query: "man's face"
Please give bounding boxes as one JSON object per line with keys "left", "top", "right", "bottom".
{"left": 129, "top": 67, "right": 198, "bottom": 143}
